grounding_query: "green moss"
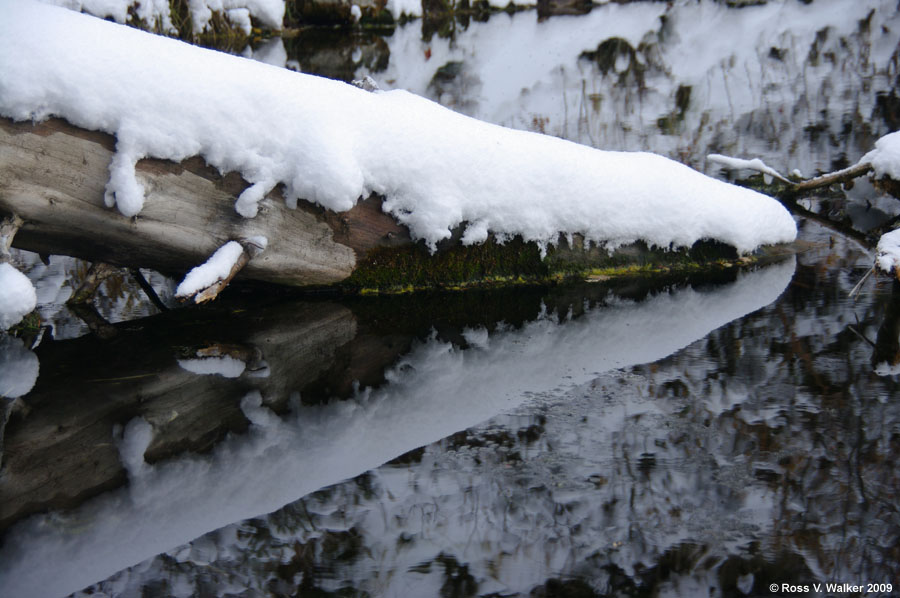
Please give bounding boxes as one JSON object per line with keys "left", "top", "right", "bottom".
{"left": 7, "top": 310, "right": 42, "bottom": 339}
{"left": 344, "top": 237, "right": 547, "bottom": 294}
{"left": 342, "top": 236, "right": 773, "bottom": 295}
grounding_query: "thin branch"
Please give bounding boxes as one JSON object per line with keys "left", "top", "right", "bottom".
{"left": 177, "top": 237, "right": 266, "bottom": 304}
{"left": 792, "top": 162, "right": 873, "bottom": 193}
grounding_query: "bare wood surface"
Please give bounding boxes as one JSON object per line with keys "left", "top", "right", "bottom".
{"left": 792, "top": 162, "right": 874, "bottom": 193}
{"left": 0, "top": 117, "right": 359, "bottom": 286}
{"left": 0, "top": 214, "right": 22, "bottom": 263}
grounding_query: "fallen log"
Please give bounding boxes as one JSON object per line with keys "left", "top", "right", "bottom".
{"left": 0, "top": 1, "right": 801, "bottom": 297}
{"left": 0, "top": 116, "right": 797, "bottom": 294}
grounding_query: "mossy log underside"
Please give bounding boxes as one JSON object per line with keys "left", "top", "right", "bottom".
{"left": 1, "top": 117, "right": 794, "bottom": 292}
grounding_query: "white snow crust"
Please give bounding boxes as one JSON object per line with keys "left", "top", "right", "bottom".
{"left": 861, "top": 130, "right": 900, "bottom": 181}
{"left": 175, "top": 241, "right": 244, "bottom": 298}
{"left": 875, "top": 228, "right": 900, "bottom": 274}
{"left": 0, "top": 0, "right": 795, "bottom": 255}
{"left": 0, "top": 263, "right": 37, "bottom": 330}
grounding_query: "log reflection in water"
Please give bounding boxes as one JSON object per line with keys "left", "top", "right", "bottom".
{"left": 0, "top": 260, "right": 795, "bottom": 598}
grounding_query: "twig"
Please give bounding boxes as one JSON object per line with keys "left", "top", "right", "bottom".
{"left": 792, "top": 162, "right": 873, "bottom": 194}
{"left": 177, "top": 237, "right": 266, "bottom": 304}
{"left": 849, "top": 267, "right": 874, "bottom": 301}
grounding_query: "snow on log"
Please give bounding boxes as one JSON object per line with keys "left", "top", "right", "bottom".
{"left": 707, "top": 154, "right": 791, "bottom": 184}
{"left": 175, "top": 238, "right": 267, "bottom": 304}
{"left": 0, "top": 0, "right": 797, "bottom": 291}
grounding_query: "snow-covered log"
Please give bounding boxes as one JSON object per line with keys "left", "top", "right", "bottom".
{"left": 0, "top": 0, "right": 798, "bottom": 293}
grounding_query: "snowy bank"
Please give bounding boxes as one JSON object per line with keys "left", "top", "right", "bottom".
{"left": 1, "top": 0, "right": 795, "bottom": 264}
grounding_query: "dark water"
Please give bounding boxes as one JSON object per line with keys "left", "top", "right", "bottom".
{"left": 2, "top": 1, "right": 900, "bottom": 596}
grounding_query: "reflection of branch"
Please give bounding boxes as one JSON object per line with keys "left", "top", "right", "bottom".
{"left": 129, "top": 268, "right": 168, "bottom": 312}
{"left": 67, "top": 302, "right": 117, "bottom": 339}
{"left": 67, "top": 262, "right": 120, "bottom": 305}
{"left": 784, "top": 197, "right": 873, "bottom": 248}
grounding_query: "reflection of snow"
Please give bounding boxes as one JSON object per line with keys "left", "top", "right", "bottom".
{"left": 0, "top": 336, "right": 39, "bottom": 398}
{"left": 177, "top": 356, "right": 247, "bottom": 378}
{"left": 362, "top": 0, "right": 899, "bottom": 177}
{"left": 0, "top": 260, "right": 795, "bottom": 598}
{"left": 68, "top": 258, "right": 900, "bottom": 597}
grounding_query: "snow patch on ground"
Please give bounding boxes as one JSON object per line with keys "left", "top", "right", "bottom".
{"left": 1, "top": 0, "right": 796, "bottom": 255}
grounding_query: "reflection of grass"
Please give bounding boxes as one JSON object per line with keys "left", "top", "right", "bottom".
{"left": 123, "top": 0, "right": 252, "bottom": 52}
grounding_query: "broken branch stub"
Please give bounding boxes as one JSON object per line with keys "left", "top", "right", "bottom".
{"left": 176, "top": 238, "right": 265, "bottom": 304}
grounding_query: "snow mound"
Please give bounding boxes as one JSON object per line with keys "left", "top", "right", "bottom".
{"left": 861, "top": 130, "right": 900, "bottom": 181}
{"left": 1, "top": 0, "right": 796, "bottom": 255}
{"left": 0, "top": 263, "right": 37, "bottom": 331}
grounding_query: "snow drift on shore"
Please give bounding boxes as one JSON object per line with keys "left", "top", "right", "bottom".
{"left": 0, "top": 0, "right": 795, "bottom": 254}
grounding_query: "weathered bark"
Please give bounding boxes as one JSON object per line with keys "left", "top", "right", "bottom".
{"left": 791, "top": 162, "right": 874, "bottom": 194}
{"left": 1, "top": 116, "right": 795, "bottom": 294}
{"left": 0, "top": 117, "right": 358, "bottom": 286}
{"left": 0, "top": 214, "right": 22, "bottom": 263}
